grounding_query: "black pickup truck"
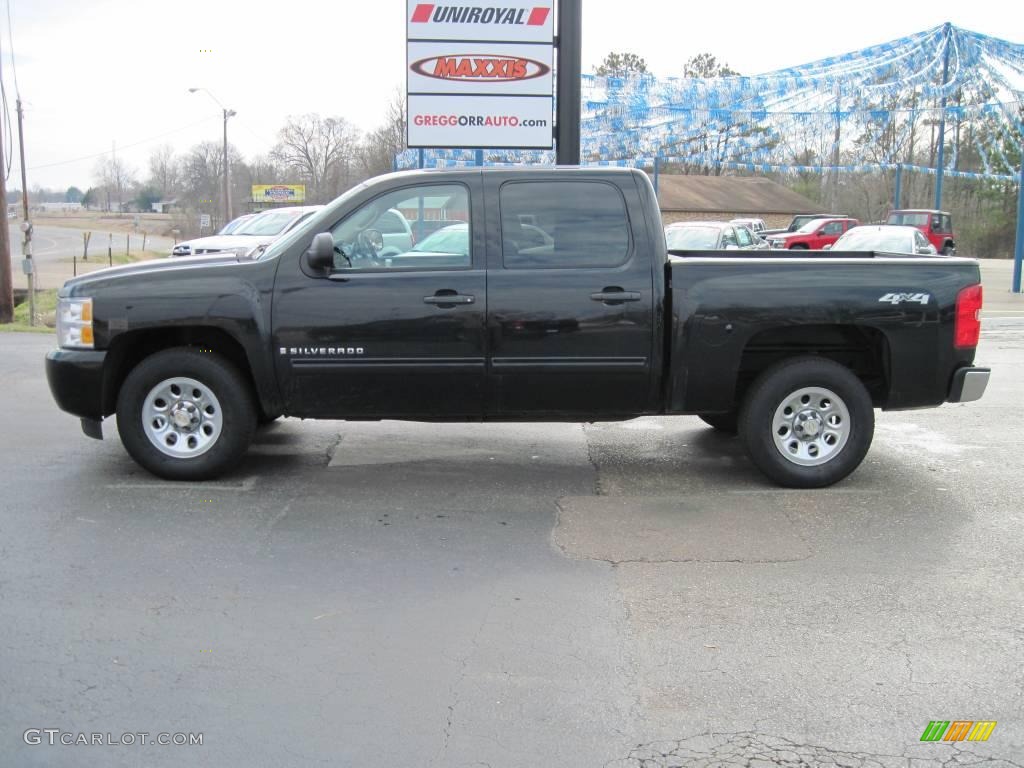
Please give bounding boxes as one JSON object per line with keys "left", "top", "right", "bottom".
{"left": 46, "top": 167, "right": 990, "bottom": 487}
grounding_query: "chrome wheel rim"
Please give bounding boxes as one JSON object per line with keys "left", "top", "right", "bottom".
{"left": 772, "top": 386, "right": 850, "bottom": 467}
{"left": 142, "top": 377, "right": 223, "bottom": 458}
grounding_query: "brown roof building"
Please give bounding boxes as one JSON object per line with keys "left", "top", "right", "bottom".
{"left": 654, "top": 175, "right": 827, "bottom": 228}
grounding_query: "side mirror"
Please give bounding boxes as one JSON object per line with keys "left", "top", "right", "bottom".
{"left": 305, "top": 232, "right": 335, "bottom": 271}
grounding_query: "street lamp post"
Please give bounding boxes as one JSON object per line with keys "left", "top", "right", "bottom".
{"left": 189, "top": 88, "right": 236, "bottom": 226}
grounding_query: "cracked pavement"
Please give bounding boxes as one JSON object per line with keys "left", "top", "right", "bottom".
{"left": 1, "top": 316, "right": 1022, "bottom": 766}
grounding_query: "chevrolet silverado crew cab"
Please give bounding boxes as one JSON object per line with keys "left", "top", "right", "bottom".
{"left": 46, "top": 168, "right": 990, "bottom": 488}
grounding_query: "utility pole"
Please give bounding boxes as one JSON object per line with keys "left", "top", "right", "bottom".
{"left": 555, "top": 0, "right": 581, "bottom": 165}
{"left": 0, "top": 39, "right": 12, "bottom": 323}
{"left": 222, "top": 107, "right": 234, "bottom": 224}
{"left": 189, "top": 89, "right": 235, "bottom": 226}
{"left": 17, "top": 98, "right": 34, "bottom": 325}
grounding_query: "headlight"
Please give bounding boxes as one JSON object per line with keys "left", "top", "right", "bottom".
{"left": 56, "top": 297, "right": 94, "bottom": 349}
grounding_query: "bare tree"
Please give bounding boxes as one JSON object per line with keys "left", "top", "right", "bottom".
{"left": 359, "top": 91, "right": 407, "bottom": 179}
{"left": 147, "top": 144, "right": 180, "bottom": 199}
{"left": 94, "top": 154, "right": 136, "bottom": 212}
{"left": 271, "top": 114, "right": 361, "bottom": 201}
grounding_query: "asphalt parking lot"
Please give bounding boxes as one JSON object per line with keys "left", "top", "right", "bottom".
{"left": 2, "top": 277, "right": 1023, "bottom": 766}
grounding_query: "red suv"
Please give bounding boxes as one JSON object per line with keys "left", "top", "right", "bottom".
{"left": 767, "top": 217, "right": 859, "bottom": 250}
{"left": 886, "top": 209, "right": 955, "bottom": 254}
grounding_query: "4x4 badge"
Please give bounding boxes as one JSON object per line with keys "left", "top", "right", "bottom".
{"left": 878, "top": 292, "right": 930, "bottom": 305}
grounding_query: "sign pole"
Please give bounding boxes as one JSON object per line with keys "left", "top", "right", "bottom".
{"left": 934, "top": 22, "right": 952, "bottom": 210}
{"left": 1012, "top": 145, "right": 1023, "bottom": 294}
{"left": 555, "top": 0, "right": 581, "bottom": 165}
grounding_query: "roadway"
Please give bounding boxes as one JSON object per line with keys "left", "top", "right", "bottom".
{"left": 7, "top": 223, "right": 175, "bottom": 291}
{"left": 1, "top": 321, "right": 1022, "bottom": 765}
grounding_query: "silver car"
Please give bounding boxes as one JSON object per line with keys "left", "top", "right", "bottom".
{"left": 665, "top": 221, "right": 770, "bottom": 251}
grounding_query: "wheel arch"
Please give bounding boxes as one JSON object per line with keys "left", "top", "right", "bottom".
{"left": 735, "top": 324, "right": 891, "bottom": 409}
{"left": 101, "top": 327, "right": 279, "bottom": 418}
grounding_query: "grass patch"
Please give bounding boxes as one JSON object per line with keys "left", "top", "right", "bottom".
{"left": 5, "top": 288, "right": 59, "bottom": 330}
{"left": 0, "top": 322, "right": 54, "bottom": 333}
{"left": 66, "top": 249, "right": 165, "bottom": 267}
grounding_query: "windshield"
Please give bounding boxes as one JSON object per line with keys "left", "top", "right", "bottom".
{"left": 666, "top": 226, "right": 720, "bottom": 250}
{"left": 835, "top": 229, "right": 911, "bottom": 252}
{"left": 887, "top": 212, "right": 929, "bottom": 226}
{"left": 412, "top": 224, "right": 468, "bottom": 255}
{"left": 218, "top": 215, "right": 251, "bottom": 235}
{"left": 796, "top": 219, "right": 826, "bottom": 234}
{"left": 236, "top": 210, "right": 304, "bottom": 236}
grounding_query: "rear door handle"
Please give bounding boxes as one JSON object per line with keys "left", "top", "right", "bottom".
{"left": 591, "top": 289, "right": 641, "bottom": 304}
{"left": 424, "top": 292, "right": 475, "bottom": 306}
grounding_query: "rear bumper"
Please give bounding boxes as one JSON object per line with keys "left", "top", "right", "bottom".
{"left": 45, "top": 348, "right": 107, "bottom": 421}
{"left": 947, "top": 366, "right": 990, "bottom": 403}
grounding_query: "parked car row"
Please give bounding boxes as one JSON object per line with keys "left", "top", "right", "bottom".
{"left": 171, "top": 207, "right": 325, "bottom": 258}
{"left": 666, "top": 208, "right": 955, "bottom": 256}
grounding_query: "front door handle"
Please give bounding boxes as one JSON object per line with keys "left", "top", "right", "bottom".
{"left": 424, "top": 290, "right": 475, "bottom": 307}
{"left": 591, "top": 288, "right": 641, "bottom": 304}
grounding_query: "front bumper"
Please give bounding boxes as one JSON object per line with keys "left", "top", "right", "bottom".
{"left": 45, "top": 348, "right": 108, "bottom": 422}
{"left": 947, "top": 366, "right": 990, "bottom": 403}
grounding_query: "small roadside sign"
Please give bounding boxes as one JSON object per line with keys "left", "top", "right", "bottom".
{"left": 200, "top": 214, "right": 211, "bottom": 228}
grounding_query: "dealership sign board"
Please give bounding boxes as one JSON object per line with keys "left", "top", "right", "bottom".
{"left": 251, "top": 184, "right": 306, "bottom": 204}
{"left": 407, "top": 2, "right": 554, "bottom": 149}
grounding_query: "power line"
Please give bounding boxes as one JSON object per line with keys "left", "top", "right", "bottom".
{"left": 27, "top": 115, "right": 219, "bottom": 171}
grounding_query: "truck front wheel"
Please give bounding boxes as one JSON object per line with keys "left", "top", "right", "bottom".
{"left": 738, "top": 357, "right": 873, "bottom": 488}
{"left": 116, "top": 347, "right": 257, "bottom": 480}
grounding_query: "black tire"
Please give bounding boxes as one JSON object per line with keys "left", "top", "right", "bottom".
{"left": 941, "top": 245, "right": 955, "bottom": 255}
{"left": 698, "top": 412, "right": 738, "bottom": 434}
{"left": 738, "top": 356, "right": 874, "bottom": 488}
{"left": 789, "top": 244, "right": 809, "bottom": 250}
{"left": 116, "top": 347, "right": 257, "bottom": 480}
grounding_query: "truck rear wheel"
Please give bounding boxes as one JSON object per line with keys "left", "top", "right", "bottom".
{"left": 738, "top": 357, "right": 873, "bottom": 488}
{"left": 116, "top": 347, "right": 257, "bottom": 480}
{"left": 698, "top": 412, "right": 738, "bottom": 434}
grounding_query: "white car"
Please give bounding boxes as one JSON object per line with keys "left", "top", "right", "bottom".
{"left": 373, "top": 208, "right": 416, "bottom": 255}
{"left": 829, "top": 225, "right": 937, "bottom": 255}
{"left": 217, "top": 213, "right": 258, "bottom": 235}
{"left": 730, "top": 217, "right": 767, "bottom": 237}
{"left": 171, "top": 206, "right": 323, "bottom": 257}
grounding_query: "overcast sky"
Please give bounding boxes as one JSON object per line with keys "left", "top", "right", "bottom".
{"left": 4, "top": 0, "right": 1018, "bottom": 191}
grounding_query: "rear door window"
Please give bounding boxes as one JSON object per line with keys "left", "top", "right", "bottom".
{"left": 499, "top": 181, "right": 631, "bottom": 269}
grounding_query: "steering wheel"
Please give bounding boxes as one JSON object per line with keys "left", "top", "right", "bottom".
{"left": 353, "top": 229, "right": 385, "bottom": 265}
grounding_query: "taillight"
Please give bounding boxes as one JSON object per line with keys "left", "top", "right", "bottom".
{"left": 954, "top": 284, "right": 983, "bottom": 349}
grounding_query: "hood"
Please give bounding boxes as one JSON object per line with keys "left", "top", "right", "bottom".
{"left": 60, "top": 252, "right": 244, "bottom": 295}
